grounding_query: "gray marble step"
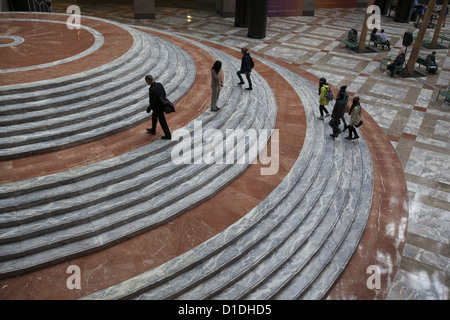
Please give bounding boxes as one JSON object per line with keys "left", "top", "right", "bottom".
{"left": 81, "top": 47, "right": 373, "bottom": 300}
{"left": 169, "top": 105, "right": 335, "bottom": 300}
{"left": 0, "top": 47, "right": 246, "bottom": 216}
{"left": 0, "top": 33, "right": 196, "bottom": 160}
{"left": 241, "top": 140, "right": 355, "bottom": 300}
{"left": 296, "top": 139, "right": 373, "bottom": 300}
{"left": 0, "top": 42, "right": 277, "bottom": 278}
{"left": 0, "top": 95, "right": 259, "bottom": 260}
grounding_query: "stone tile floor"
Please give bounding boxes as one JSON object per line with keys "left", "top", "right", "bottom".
{"left": 51, "top": 1, "right": 450, "bottom": 299}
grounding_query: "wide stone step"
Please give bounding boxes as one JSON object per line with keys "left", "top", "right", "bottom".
{"left": 0, "top": 47, "right": 243, "bottom": 217}
{"left": 168, "top": 107, "right": 335, "bottom": 300}
{"left": 242, "top": 140, "right": 356, "bottom": 300}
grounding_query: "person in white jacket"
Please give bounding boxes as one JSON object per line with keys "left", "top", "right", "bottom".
{"left": 211, "top": 60, "right": 223, "bottom": 111}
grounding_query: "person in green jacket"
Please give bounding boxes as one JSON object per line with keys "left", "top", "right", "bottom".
{"left": 317, "top": 77, "right": 331, "bottom": 120}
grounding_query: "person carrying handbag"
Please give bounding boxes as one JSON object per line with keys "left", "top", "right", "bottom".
{"left": 345, "top": 96, "right": 362, "bottom": 140}
{"left": 145, "top": 75, "right": 171, "bottom": 140}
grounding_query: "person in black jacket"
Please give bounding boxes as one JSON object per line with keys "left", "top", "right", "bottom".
{"left": 329, "top": 92, "right": 345, "bottom": 138}
{"left": 387, "top": 52, "right": 405, "bottom": 77}
{"left": 237, "top": 47, "right": 254, "bottom": 91}
{"left": 145, "top": 75, "right": 171, "bottom": 140}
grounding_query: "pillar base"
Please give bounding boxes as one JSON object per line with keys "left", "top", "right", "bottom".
{"left": 134, "top": 0, "right": 155, "bottom": 20}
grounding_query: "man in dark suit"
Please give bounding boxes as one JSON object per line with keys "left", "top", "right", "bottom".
{"left": 237, "top": 47, "right": 254, "bottom": 91}
{"left": 145, "top": 75, "right": 171, "bottom": 140}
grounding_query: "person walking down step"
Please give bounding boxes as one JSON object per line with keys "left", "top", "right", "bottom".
{"left": 317, "top": 77, "right": 331, "bottom": 120}
{"left": 339, "top": 85, "right": 349, "bottom": 131}
{"left": 329, "top": 91, "right": 345, "bottom": 138}
{"left": 237, "top": 47, "right": 254, "bottom": 91}
{"left": 145, "top": 75, "right": 171, "bottom": 140}
{"left": 345, "top": 96, "right": 362, "bottom": 140}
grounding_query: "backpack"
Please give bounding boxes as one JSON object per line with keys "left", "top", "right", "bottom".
{"left": 249, "top": 55, "right": 254, "bottom": 69}
{"left": 325, "top": 86, "right": 334, "bottom": 101}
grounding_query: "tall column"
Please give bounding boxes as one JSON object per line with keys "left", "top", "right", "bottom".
{"left": 375, "top": 0, "right": 389, "bottom": 15}
{"left": 1, "top": 0, "right": 11, "bottom": 11}
{"left": 216, "top": 0, "right": 235, "bottom": 18}
{"left": 303, "top": 0, "right": 316, "bottom": 16}
{"left": 404, "top": 0, "right": 436, "bottom": 75}
{"left": 394, "top": 0, "right": 413, "bottom": 23}
{"left": 247, "top": 0, "right": 269, "bottom": 39}
{"left": 134, "top": 0, "right": 155, "bottom": 19}
{"left": 356, "top": 0, "right": 370, "bottom": 8}
{"left": 430, "top": 0, "right": 448, "bottom": 48}
{"left": 235, "top": 0, "right": 249, "bottom": 27}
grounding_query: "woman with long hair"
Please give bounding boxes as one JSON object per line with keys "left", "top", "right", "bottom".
{"left": 211, "top": 60, "right": 223, "bottom": 111}
{"left": 346, "top": 96, "right": 362, "bottom": 140}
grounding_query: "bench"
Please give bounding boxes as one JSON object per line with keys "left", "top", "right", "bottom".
{"left": 436, "top": 86, "right": 450, "bottom": 102}
{"left": 340, "top": 34, "right": 358, "bottom": 51}
{"left": 414, "top": 21, "right": 436, "bottom": 28}
{"left": 417, "top": 55, "right": 438, "bottom": 74}
{"left": 379, "top": 54, "right": 396, "bottom": 70}
{"left": 413, "top": 34, "right": 432, "bottom": 47}
{"left": 391, "top": 62, "right": 405, "bottom": 77}
{"left": 369, "top": 35, "right": 390, "bottom": 50}
{"left": 439, "top": 32, "right": 450, "bottom": 47}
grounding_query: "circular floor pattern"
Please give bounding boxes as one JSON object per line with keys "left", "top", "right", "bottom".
{"left": 0, "top": 12, "right": 134, "bottom": 86}
{"left": 0, "top": 19, "right": 102, "bottom": 72}
{"left": 0, "top": 35, "right": 24, "bottom": 47}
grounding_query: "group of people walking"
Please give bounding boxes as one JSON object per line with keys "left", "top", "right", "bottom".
{"left": 317, "top": 78, "right": 362, "bottom": 140}
{"left": 143, "top": 48, "right": 362, "bottom": 143}
{"left": 144, "top": 47, "right": 254, "bottom": 140}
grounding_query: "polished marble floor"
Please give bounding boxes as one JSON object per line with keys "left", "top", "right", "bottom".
{"left": 1, "top": 1, "right": 449, "bottom": 299}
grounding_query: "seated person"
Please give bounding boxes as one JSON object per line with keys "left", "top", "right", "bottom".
{"left": 426, "top": 51, "right": 438, "bottom": 73}
{"left": 370, "top": 28, "right": 378, "bottom": 44}
{"left": 376, "top": 29, "right": 391, "bottom": 50}
{"left": 387, "top": 52, "right": 405, "bottom": 77}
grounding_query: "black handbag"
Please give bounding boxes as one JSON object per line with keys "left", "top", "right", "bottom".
{"left": 163, "top": 98, "right": 175, "bottom": 114}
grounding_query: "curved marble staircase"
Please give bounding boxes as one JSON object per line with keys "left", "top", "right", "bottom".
{"left": 0, "top": 25, "right": 195, "bottom": 160}
{"left": 0, "top": 16, "right": 374, "bottom": 300}
{"left": 83, "top": 49, "right": 373, "bottom": 300}
{"left": 0, "top": 31, "right": 277, "bottom": 280}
